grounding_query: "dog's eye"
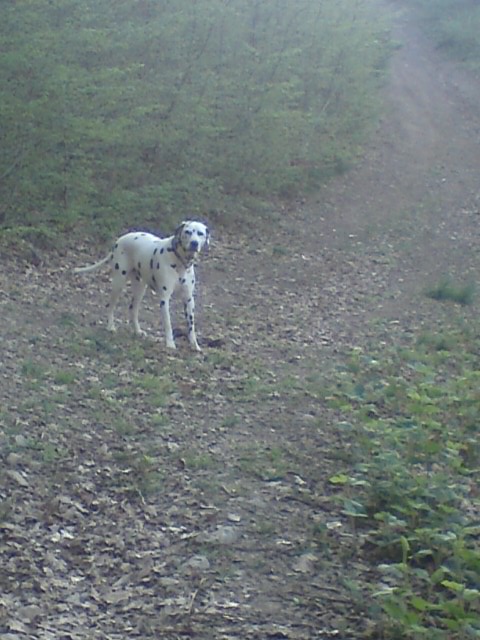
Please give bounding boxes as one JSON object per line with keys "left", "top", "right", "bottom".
{"left": 185, "top": 229, "right": 192, "bottom": 236}
{"left": 197, "top": 231, "right": 204, "bottom": 237}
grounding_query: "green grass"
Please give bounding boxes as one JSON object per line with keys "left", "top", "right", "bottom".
{"left": 21, "top": 358, "right": 48, "bottom": 380}
{"left": 135, "top": 373, "right": 175, "bottom": 407}
{"left": 238, "top": 444, "right": 290, "bottom": 481}
{"left": 52, "top": 369, "right": 77, "bottom": 385}
{"left": 221, "top": 415, "right": 241, "bottom": 429}
{"left": 181, "top": 452, "right": 218, "bottom": 471}
{"left": 112, "top": 451, "right": 164, "bottom": 499}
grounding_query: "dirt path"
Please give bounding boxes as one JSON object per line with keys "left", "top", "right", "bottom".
{"left": 1, "top": 3, "right": 480, "bottom": 639}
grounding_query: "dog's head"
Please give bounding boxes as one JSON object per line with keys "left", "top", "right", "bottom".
{"left": 174, "top": 220, "right": 210, "bottom": 257}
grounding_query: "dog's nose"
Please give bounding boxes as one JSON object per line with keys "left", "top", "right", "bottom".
{"left": 189, "top": 240, "right": 199, "bottom": 251}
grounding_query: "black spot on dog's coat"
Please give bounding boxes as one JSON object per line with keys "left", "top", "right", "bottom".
{"left": 115, "top": 263, "right": 119, "bottom": 270}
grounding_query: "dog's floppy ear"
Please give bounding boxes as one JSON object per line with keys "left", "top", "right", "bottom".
{"left": 174, "top": 221, "right": 186, "bottom": 235}
{"left": 174, "top": 221, "right": 186, "bottom": 243}
{"left": 204, "top": 225, "right": 210, "bottom": 248}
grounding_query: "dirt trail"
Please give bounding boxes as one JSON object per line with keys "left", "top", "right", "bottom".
{"left": 205, "top": 4, "right": 480, "bottom": 366}
{"left": 320, "top": 4, "right": 480, "bottom": 293}
{"left": 1, "top": 3, "right": 480, "bottom": 639}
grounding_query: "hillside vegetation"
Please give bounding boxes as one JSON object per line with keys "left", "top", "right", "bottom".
{"left": 1, "top": 0, "right": 390, "bottom": 239}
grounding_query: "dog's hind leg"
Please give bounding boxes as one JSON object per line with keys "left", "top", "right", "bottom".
{"left": 106, "top": 272, "right": 127, "bottom": 331}
{"left": 129, "top": 278, "right": 147, "bottom": 336}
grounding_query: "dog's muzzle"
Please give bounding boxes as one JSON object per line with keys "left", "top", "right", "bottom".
{"left": 188, "top": 240, "right": 199, "bottom": 253}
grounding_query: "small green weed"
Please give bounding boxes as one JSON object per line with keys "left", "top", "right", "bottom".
{"left": 57, "top": 312, "right": 77, "bottom": 328}
{"left": 181, "top": 451, "right": 217, "bottom": 471}
{"left": 71, "top": 331, "right": 119, "bottom": 358}
{"left": 206, "top": 350, "right": 235, "bottom": 367}
{"left": 114, "top": 451, "right": 163, "bottom": 499}
{"left": 254, "top": 519, "right": 277, "bottom": 536}
{"left": 113, "top": 419, "right": 136, "bottom": 437}
{"left": 272, "top": 245, "right": 288, "bottom": 257}
{"left": 151, "top": 413, "right": 169, "bottom": 429}
{"left": 238, "top": 444, "right": 289, "bottom": 481}
{"left": 135, "top": 373, "right": 175, "bottom": 407}
{"left": 39, "top": 442, "right": 68, "bottom": 464}
{"left": 416, "top": 330, "right": 458, "bottom": 352}
{"left": 52, "top": 369, "right": 77, "bottom": 385}
{"left": 425, "top": 278, "right": 474, "bottom": 305}
{"left": 21, "top": 359, "right": 48, "bottom": 379}
{"left": 221, "top": 415, "right": 241, "bottom": 429}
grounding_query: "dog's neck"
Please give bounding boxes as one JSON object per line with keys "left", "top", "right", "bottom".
{"left": 172, "top": 238, "right": 195, "bottom": 269}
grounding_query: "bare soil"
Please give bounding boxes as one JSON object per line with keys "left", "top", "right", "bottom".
{"left": 1, "top": 3, "right": 480, "bottom": 639}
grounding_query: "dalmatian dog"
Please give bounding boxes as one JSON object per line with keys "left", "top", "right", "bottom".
{"left": 74, "top": 221, "right": 209, "bottom": 350}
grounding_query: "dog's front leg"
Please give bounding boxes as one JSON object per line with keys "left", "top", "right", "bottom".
{"left": 159, "top": 297, "right": 176, "bottom": 349}
{"left": 180, "top": 270, "right": 201, "bottom": 351}
{"left": 183, "top": 296, "right": 201, "bottom": 351}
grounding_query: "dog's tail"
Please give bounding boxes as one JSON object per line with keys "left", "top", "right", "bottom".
{"left": 73, "top": 253, "right": 112, "bottom": 274}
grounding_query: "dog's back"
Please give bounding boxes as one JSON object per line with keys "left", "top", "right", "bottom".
{"left": 114, "top": 232, "right": 169, "bottom": 273}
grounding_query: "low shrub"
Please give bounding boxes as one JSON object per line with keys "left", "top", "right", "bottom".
{"left": 327, "top": 327, "right": 480, "bottom": 638}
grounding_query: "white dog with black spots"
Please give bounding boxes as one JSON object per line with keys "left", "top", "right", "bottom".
{"left": 74, "top": 221, "right": 210, "bottom": 350}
